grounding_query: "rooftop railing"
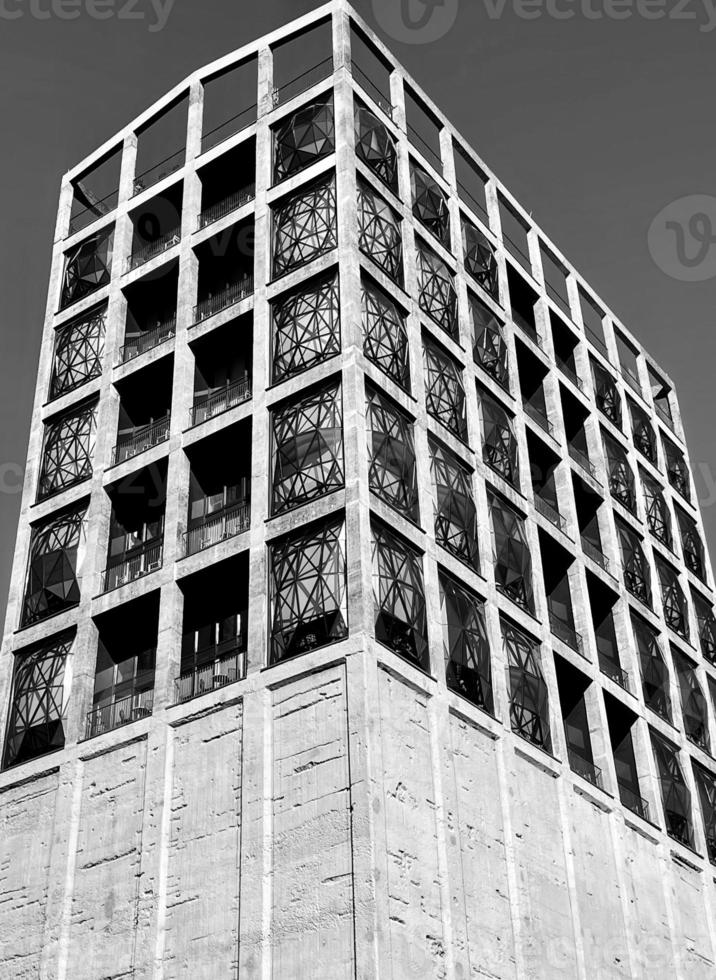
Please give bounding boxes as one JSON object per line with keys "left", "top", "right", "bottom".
{"left": 193, "top": 276, "right": 254, "bottom": 324}
{"left": 119, "top": 316, "right": 176, "bottom": 364}
{"left": 585, "top": 324, "right": 609, "bottom": 359}
{"left": 85, "top": 689, "right": 153, "bottom": 740}
{"left": 200, "top": 103, "right": 257, "bottom": 154}
{"left": 568, "top": 749, "right": 603, "bottom": 790}
{"left": 69, "top": 187, "right": 119, "bottom": 236}
{"left": 133, "top": 147, "right": 185, "bottom": 196}
{"left": 199, "top": 183, "right": 256, "bottom": 230}
{"left": 102, "top": 541, "right": 163, "bottom": 594}
{"left": 620, "top": 365, "right": 642, "bottom": 395}
{"left": 272, "top": 57, "right": 334, "bottom": 108}
{"left": 191, "top": 376, "right": 252, "bottom": 426}
{"left": 456, "top": 179, "right": 490, "bottom": 226}
{"left": 349, "top": 62, "right": 394, "bottom": 119}
{"left": 183, "top": 501, "right": 250, "bottom": 557}
{"left": 175, "top": 646, "right": 246, "bottom": 704}
{"left": 549, "top": 610, "right": 585, "bottom": 657}
{"left": 568, "top": 442, "right": 599, "bottom": 482}
{"left": 655, "top": 401, "right": 675, "bottom": 431}
{"left": 112, "top": 415, "right": 170, "bottom": 465}
{"left": 406, "top": 121, "right": 443, "bottom": 175}
{"left": 618, "top": 782, "right": 651, "bottom": 822}
{"left": 128, "top": 227, "right": 181, "bottom": 271}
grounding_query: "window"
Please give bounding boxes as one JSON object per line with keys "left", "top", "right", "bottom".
{"left": 593, "top": 361, "right": 622, "bottom": 428}
{"left": 676, "top": 508, "right": 705, "bottom": 580}
{"left": 616, "top": 519, "right": 651, "bottom": 606}
{"left": 372, "top": 521, "right": 428, "bottom": 670}
{"left": 503, "top": 619, "right": 550, "bottom": 749}
{"left": 273, "top": 175, "right": 337, "bottom": 277}
{"left": 470, "top": 294, "right": 508, "bottom": 388}
{"left": 416, "top": 244, "right": 458, "bottom": 340}
{"left": 366, "top": 386, "right": 418, "bottom": 521}
{"left": 673, "top": 650, "right": 709, "bottom": 751}
{"left": 632, "top": 615, "right": 671, "bottom": 720}
{"left": 271, "top": 379, "right": 344, "bottom": 515}
{"left": 357, "top": 179, "right": 403, "bottom": 283}
{"left": 663, "top": 437, "right": 690, "bottom": 501}
{"left": 693, "top": 592, "right": 716, "bottom": 664}
{"left": 479, "top": 392, "right": 519, "bottom": 487}
{"left": 23, "top": 504, "right": 86, "bottom": 627}
{"left": 38, "top": 401, "right": 98, "bottom": 500}
{"left": 641, "top": 471, "right": 672, "bottom": 548}
{"left": 440, "top": 574, "right": 492, "bottom": 711}
{"left": 269, "top": 517, "right": 348, "bottom": 664}
{"left": 60, "top": 226, "right": 114, "bottom": 309}
{"left": 429, "top": 438, "right": 479, "bottom": 570}
{"left": 656, "top": 558, "right": 690, "bottom": 639}
{"left": 489, "top": 493, "right": 534, "bottom": 613}
{"left": 630, "top": 401, "right": 657, "bottom": 464}
{"left": 272, "top": 272, "right": 340, "bottom": 383}
{"left": 651, "top": 732, "right": 693, "bottom": 847}
{"left": 602, "top": 433, "right": 636, "bottom": 513}
{"left": 361, "top": 278, "right": 410, "bottom": 390}
{"left": 423, "top": 340, "right": 467, "bottom": 440}
{"left": 273, "top": 95, "right": 334, "bottom": 182}
{"left": 3, "top": 632, "right": 72, "bottom": 769}
{"left": 462, "top": 219, "right": 498, "bottom": 299}
{"left": 50, "top": 305, "right": 106, "bottom": 399}
{"left": 354, "top": 103, "right": 398, "bottom": 191}
{"left": 692, "top": 764, "right": 716, "bottom": 864}
{"left": 411, "top": 162, "right": 450, "bottom": 247}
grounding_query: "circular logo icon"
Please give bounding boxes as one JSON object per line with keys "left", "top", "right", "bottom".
{"left": 648, "top": 194, "right": 716, "bottom": 282}
{"left": 371, "top": 0, "right": 459, "bottom": 44}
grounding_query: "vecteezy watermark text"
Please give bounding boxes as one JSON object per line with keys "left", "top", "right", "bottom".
{"left": 483, "top": 0, "right": 716, "bottom": 31}
{"left": 371, "top": 0, "right": 459, "bottom": 44}
{"left": 648, "top": 195, "right": 716, "bottom": 281}
{"left": 0, "top": 0, "right": 175, "bottom": 32}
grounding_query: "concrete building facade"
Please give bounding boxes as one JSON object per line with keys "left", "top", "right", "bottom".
{"left": 2, "top": 3, "right": 716, "bottom": 976}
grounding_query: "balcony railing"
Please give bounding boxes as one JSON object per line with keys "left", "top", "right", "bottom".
{"left": 568, "top": 748, "right": 603, "bottom": 790}
{"left": 556, "top": 358, "right": 584, "bottom": 392}
{"left": 272, "top": 57, "right": 334, "bottom": 107}
{"left": 128, "top": 227, "right": 181, "bottom": 272}
{"left": 523, "top": 399, "right": 554, "bottom": 437}
{"left": 112, "top": 415, "right": 170, "bottom": 465}
{"left": 581, "top": 538, "right": 610, "bottom": 573}
{"left": 535, "top": 495, "right": 567, "bottom": 534}
{"left": 119, "top": 316, "right": 176, "bottom": 364}
{"left": 133, "top": 147, "right": 185, "bottom": 196}
{"left": 618, "top": 782, "right": 650, "bottom": 821}
{"left": 549, "top": 611, "right": 585, "bottom": 657}
{"left": 200, "top": 103, "right": 257, "bottom": 154}
{"left": 69, "top": 188, "right": 119, "bottom": 235}
{"left": 183, "top": 501, "right": 250, "bottom": 557}
{"left": 620, "top": 366, "right": 641, "bottom": 395}
{"left": 85, "top": 689, "right": 154, "bottom": 739}
{"left": 585, "top": 324, "right": 609, "bottom": 359}
{"left": 655, "top": 401, "right": 675, "bottom": 431}
{"left": 568, "top": 442, "right": 599, "bottom": 481}
{"left": 191, "top": 377, "right": 252, "bottom": 426}
{"left": 175, "top": 647, "right": 246, "bottom": 704}
{"left": 102, "top": 541, "right": 163, "bottom": 593}
{"left": 599, "top": 654, "right": 631, "bottom": 692}
{"left": 350, "top": 62, "right": 394, "bottom": 119}
{"left": 199, "top": 183, "right": 256, "bottom": 230}
{"left": 193, "top": 276, "right": 254, "bottom": 324}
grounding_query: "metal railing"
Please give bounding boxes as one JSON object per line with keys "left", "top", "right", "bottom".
{"left": 69, "top": 188, "right": 119, "bottom": 235}
{"left": 581, "top": 538, "right": 610, "bottom": 573}
{"left": 272, "top": 57, "right": 334, "bottom": 107}
{"left": 199, "top": 183, "right": 256, "bottom": 230}
{"left": 655, "top": 401, "right": 675, "bottom": 431}
{"left": 406, "top": 121, "right": 443, "bottom": 174}
{"left": 599, "top": 654, "right": 631, "bottom": 692}
{"left": 524, "top": 399, "right": 554, "bottom": 437}
{"left": 456, "top": 179, "right": 490, "bottom": 226}
{"left": 618, "top": 782, "right": 650, "bottom": 822}
{"left": 191, "top": 377, "right": 252, "bottom": 426}
{"left": 175, "top": 647, "right": 246, "bottom": 704}
{"left": 200, "top": 103, "right": 257, "bottom": 153}
{"left": 112, "top": 415, "right": 170, "bottom": 465}
{"left": 102, "top": 541, "right": 163, "bottom": 593}
{"left": 557, "top": 358, "right": 584, "bottom": 392}
{"left": 133, "top": 147, "right": 185, "bottom": 196}
{"left": 549, "top": 611, "right": 584, "bottom": 656}
{"left": 350, "top": 61, "right": 393, "bottom": 119}
{"left": 568, "top": 442, "right": 599, "bottom": 481}
{"left": 128, "top": 227, "right": 181, "bottom": 271}
{"left": 535, "top": 495, "right": 567, "bottom": 534}
{"left": 620, "top": 365, "right": 642, "bottom": 395}
{"left": 85, "top": 689, "right": 154, "bottom": 740}
{"left": 585, "top": 324, "right": 609, "bottom": 359}
{"left": 568, "top": 749, "right": 603, "bottom": 790}
{"left": 183, "top": 502, "right": 250, "bottom": 557}
{"left": 119, "top": 316, "right": 176, "bottom": 364}
{"left": 193, "top": 276, "right": 254, "bottom": 324}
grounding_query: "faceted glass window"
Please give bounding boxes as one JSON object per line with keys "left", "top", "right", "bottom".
{"left": 416, "top": 244, "right": 458, "bottom": 340}
{"left": 693, "top": 764, "right": 716, "bottom": 865}
{"left": 676, "top": 508, "right": 705, "bottom": 580}
{"left": 429, "top": 438, "right": 479, "bottom": 570}
{"left": 273, "top": 96, "right": 334, "bottom": 182}
{"left": 38, "top": 401, "right": 97, "bottom": 500}
{"left": 593, "top": 362, "right": 622, "bottom": 428}
{"left": 372, "top": 521, "right": 428, "bottom": 670}
{"left": 269, "top": 517, "right": 348, "bottom": 664}
{"left": 22, "top": 503, "right": 86, "bottom": 627}
{"left": 272, "top": 272, "right": 340, "bottom": 383}
{"left": 673, "top": 651, "right": 709, "bottom": 751}
{"left": 271, "top": 379, "right": 344, "bottom": 516}
{"left": 440, "top": 573, "right": 492, "bottom": 711}
{"left": 423, "top": 341, "right": 467, "bottom": 441}
{"left": 630, "top": 401, "right": 657, "bottom": 464}
{"left": 656, "top": 558, "right": 690, "bottom": 640}
{"left": 366, "top": 387, "right": 418, "bottom": 522}
{"left": 60, "top": 226, "right": 113, "bottom": 310}
{"left": 354, "top": 103, "right": 398, "bottom": 191}
{"left": 641, "top": 471, "right": 672, "bottom": 548}
{"left": 470, "top": 295, "right": 508, "bottom": 388}
{"left": 503, "top": 619, "right": 551, "bottom": 749}
{"left": 602, "top": 433, "right": 636, "bottom": 513}
{"left": 462, "top": 219, "right": 498, "bottom": 300}
{"left": 489, "top": 493, "right": 534, "bottom": 613}
{"left": 663, "top": 437, "right": 690, "bottom": 502}
{"left": 2, "top": 631, "right": 72, "bottom": 769}
{"left": 480, "top": 392, "right": 519, "bottom": 487}
{"left": 616, "top": 520, "right": 651, "bottom": 606}
{"left": 50, "top": 305, "right": 106, "bottom": 399}
{"left": 633, "top": 615, "right": 671, "bottom": 720}
{"left": 361, "top": 279, "right": 410, "bottom": 391}
{"left": 273, "top": 175, "right": 337, "bottom": 277}
{"left": 651, "top": 732, "right": 693, "bottom": 847}
{"left": 411, "top": 162, "right": 450, "bottom": 248}
{"left": 694, "top": 592, "right": 716, "bottom": 664}
{"left": 357, "top": 179, "right": 403, "bottom": 283}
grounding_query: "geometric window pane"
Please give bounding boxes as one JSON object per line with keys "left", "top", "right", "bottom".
{"left": 22, "top": 503, "right": 86, "bottom": 627}
{"left": 273, "top": 96, "right": 335, "bottom": 182}
{"left": 361, "top": 278, "right": 410, "bottom": 391}
{"left": 2, "top": 631, "right": 72, "bottom": 769}
{"left": 632, "top": 615, "right": 671, "bottom": 720}
{"left": 366, "top": 386, "right": 418, "bottom": 522}
{"left": 440, "top": 573, "right": 492, "bottom": 711}
{"left": 677, "top": 508, "right": 705, "bottom": 580}
{"left": 355, "top": 104, "right": 398, "bottom": 192}
{"left": 411, "top": 163, "right": 450, "bottom": 248}
{"left": 271, "top": 380, "right": 344, "bottom": 516}
{"left": 480, "top": 392, "right": 518, "bottom": 487}
{"left": 674, "top": 651, "right": 709, "bottom": 751}
{"left": 372, "top": 521, "right": 428, "bottom": 671}
{"left": 50, "top": 305, "right": 106, "bottom": 399}
{"left": 417, "top": 244, "right": 458, "bottom": 340}
{"left": 357, "top": 179, "right": 403, "bottom": 283}
{"left": 424, "top": 341, "right": 467, "bottom": 441}
{"left": 269, "top": 517, "right": 348, "bottom": 665}
{"left": 429, "top": 438, "right": 479, "bottom": 570}
{"left": 651, "top": 732, "right": 693, "bottom": 847}
{"left": 273, "top": 175, "right": 337, "bottom": 277}
{"left": 616, "top": 520, "right": 651, "bottom": 606}
{"left": 693, "top": 764, "right": 716, "bottom": 865}
{"left": 462, "top": 219, "right": 498, "bottom": 300}
{"left": 694, "top": 593, "right": 716, "bottom": 664}
{"left": 470, "top": 295, "right": 508, "bottom": 388}
{"left": 502, "top": 619, "right": 550, "bottom": 750}
{"left": 60, "top": 226, "right": 114, "bottom": 310}
{"left": 630, "top": 402, "right": 657, "bottom": 463}
{"left": 489, "top": 493, "right": 534, "bottom": 614}
{"left": 663, "top": 437, "right": 690, "bottom": 502}
{"left": 38, "top": 401, "right": 97, "bottom": 500}
{"left": 656, "top": 558, "right": 690, "bottom": 640}
{"left": 272, "top": 273, "right": 341, "bottom": 383}
{"left": 602, "top": 433, "right": 636, "bottom": 513}
{"left": 642, "top": 471, "right": 672, "bottom": 548}
{"left": 593, "top": 362, "right": 622, "bottom": 428}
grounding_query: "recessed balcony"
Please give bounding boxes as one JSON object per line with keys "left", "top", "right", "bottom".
{"left": 86, "top": 688, "right": 154, "bottom": 738}
{"left": 184, "top": 499, "right": 250, "bottom": 557}
{"left": 568, "top": 748, "right": 603, "bottom": 789}
{"left": 175, "top": 637, "right": 247, "bottom": 704}
{"left": 193, "top": 277, "right": 254, "bottom": 324}
{"left": 198, "top": 139, "right": 256, "bottom": 230}
{"left": 119, "top": 315, "right": 176, "bottom": 365}
{"left": 102, "top": 538, "right": 163, "bottom": 593}
{"left": 112, "top": 415, "right": 170, "bottom": 466}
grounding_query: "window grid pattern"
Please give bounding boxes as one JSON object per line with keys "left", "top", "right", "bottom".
{"left": 616, "top": 522, "right": 651, "bottom": 607}
{"left": 354, "top": 104, "right": 398, "bottom": 191}
{"left": 633, "top": 617, "right": 672, "bottom": 720}
{"left": 471, "top": 295, "right": 508, "bottom": 388}
{"left": 429, "top": 439, "right": 479, "bottom": 570}
{"left": 372, "top": 522, "right": 428, "bottom": 670}
{"left": 23, "top": 505, "right": 86, "bottom": 627}
{"left": 462, "top": 219, "right": 499, "bottom": 300}
{"left": 272, "top": 273, "right": 341, "bottom": 382}
{"left": 677, "top": 509, "right": 705, "bottom": 580}
{"left": 652, "top": 733, "right": 693, "bottom": 847}
{"left": 481, "top": 394, "right": 518, "bottom": 487}
{"left": 657, "top": 559, "right": 690, "bottom": 640}
{"left": 489, "top": 494, "right": 534, "bottom": 614}
{"left": 416, "top": 244, "right": 458, "bottom": 340}
{"left": 423, "top": 342, "right": 467, "bottom": 441}
{"left": 273, "top": 97, "right": 335, "bottom": 182}
{"left": 60, "top": 227, "right": 113, "bottom": 309}
{"left": 366, "top": 387, "right": 419, "bottom": 522}
{"left": 411, "top": 163, "right": 450, "bottom": 248}
{"left": 39, "top": 402, "right": 97, "bottom": 500}
{"left": 440, "top": 574, "right": 492, "bottom": 712}
{"left": 593, "top": 363, "right": 622, "bottom": 428}
{"left": 674, "top": 652, "right": 709, "bottom": 751}
{"left": 361, "top": 280, "right": 410, "bottom": 390}
{"left": 603, "top": 434, "right": 636, "bottom": 513}
{"left": 50, "top": 307, "right": 106, "bottom": 399}
{"left": 273, "top": 176, "right": 337, "bottom": 277}
{"left": 503, "top": 620, "right": 551, "bottom": 750}
{"left": 642, "top": 472, "right": 672, "bottom": 549}
{"left": 357, "top": 180, "right": 403, "bottom": 283}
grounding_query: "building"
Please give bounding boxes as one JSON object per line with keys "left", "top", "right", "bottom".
{"left": 2, "top": 2, "right": 716, "bottom": 976}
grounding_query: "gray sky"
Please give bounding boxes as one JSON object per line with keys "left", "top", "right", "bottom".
{"left": 2, "top": 0, "right": 716, "bottom": 634}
